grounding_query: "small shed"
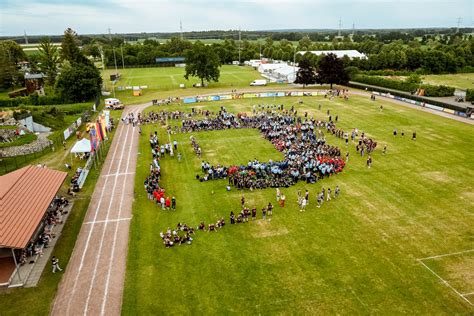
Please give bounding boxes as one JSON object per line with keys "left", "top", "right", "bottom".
{"left": 24, "top": 73, "right": 46, "bottom": 94}
{"left": 133, "top": 86, "right": 142, "bottom": 96}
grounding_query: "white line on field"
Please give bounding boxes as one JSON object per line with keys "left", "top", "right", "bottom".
{"left": 418, "top": 249, "right": 474, "bottom": 261}
{"left": 462, "top": 292, "right": 474, "bottom": 296}
{"left": 417, "top": 259, "right": 473, "bottom": 306}
{"left": 83, "top": 217, "right": 132, "bottom": 225}
{"left": 100, "top": 106, "right": 140, "bottom": 316}
{"left": 62, "top": 117, "right": 127, "bottom": 316}
{"left": 83, "top": 119, "right": 132, "bottom": 315}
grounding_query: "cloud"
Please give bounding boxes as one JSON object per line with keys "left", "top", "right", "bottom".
{"left": 0, "top": 0, "right": 472, "bottom": 36}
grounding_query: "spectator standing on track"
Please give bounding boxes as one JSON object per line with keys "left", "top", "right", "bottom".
{"left": 173, "top": 140, "right": 178, "bottom": 150}
{"left": 52, "top": 256, "right": 62, "bottom": 273}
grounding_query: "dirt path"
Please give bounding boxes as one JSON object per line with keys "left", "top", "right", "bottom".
{"left": 51, "top": 103, "right": 147, "bottom": 316}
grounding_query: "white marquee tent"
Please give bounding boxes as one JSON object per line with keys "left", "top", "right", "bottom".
{"left": 70, "top": 138, "right": 91, "bottom": 154}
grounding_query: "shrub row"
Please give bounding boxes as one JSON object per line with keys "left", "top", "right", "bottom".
{"left": 353, "top": 75, "right": 455, "bottom": 97}
{"left": 0, "top": 94, "right": 64, "bottom": 108}
{"left": 345, "top": 82, "right": 466, "bottom": 113}
{"left": 466, "top": 89, "right": 474, "bottom": 102}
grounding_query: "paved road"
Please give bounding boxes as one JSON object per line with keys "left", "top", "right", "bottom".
{"left": 51, "top": 104, "right": 147, "bottom": 316}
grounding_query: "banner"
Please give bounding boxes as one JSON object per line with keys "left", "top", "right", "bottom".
{"left": 183, "top": 97, "right": 197, "bottom": 104}
{"left": 63, "top": 128, "right": 71, "bottom": 140}
{"left": 243, "top": 93, "right": 258, "bottom": 98}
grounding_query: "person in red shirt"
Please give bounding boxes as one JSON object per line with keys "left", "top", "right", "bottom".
{"left": 165, "top": 196, "right": 171, "bottom": 210}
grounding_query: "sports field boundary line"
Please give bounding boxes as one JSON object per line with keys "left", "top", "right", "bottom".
{"left": 416, "top": 249, "right": 474, "bottom": 306}
{"left": 418, "top": 249, "right": 474, "bottom": 261}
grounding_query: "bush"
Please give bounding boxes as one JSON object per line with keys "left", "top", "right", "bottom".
{"left": 353, "top": 75, "right": 455, "bottom": 97}
{"left": 421, "top": 85, "right": 455, "bottom": 97}
{"left": 466, "top": 89, "right": 474, "bottom": 101}
{"left": 353, "top": 75, "right": 417, "bottom": 92}
{"left": 0, "top": 94, "right": 64, "bottom": 108}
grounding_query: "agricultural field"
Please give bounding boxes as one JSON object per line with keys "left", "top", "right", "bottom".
{"left": 101, "top": 65, "right": 265, "bottom": 104}
{"left": 421, "top": 73, "right": 474, "bottom": 90}
{"left": 381, "top": 73, "right": 474, "bottom": 90}
{"left": 124, "top": 95, "right": 474, "bottom": 314}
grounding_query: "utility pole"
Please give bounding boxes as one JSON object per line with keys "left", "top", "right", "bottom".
{"left": 120, "top": 44, "right": 125, "bottom": 69}
{"left": 180, "top": 20, "right": 183, "bottom": 40}
{"left": 107, "top": 27, "right": 112, "bottom": 41}
{"left": 238, "top": 28, "right": 241, "bottom": 65}
{"left": 338, "top": 18, "right": 342, "bottom": 37}
{"left": 23, "top": 30, "right": 28, "bottom": 45}
{"left": 456, "top": 17, "right": 462, "bottom": 33}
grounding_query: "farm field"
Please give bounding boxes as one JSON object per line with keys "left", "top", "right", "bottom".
{"left": 421, "top": 73, "right": 474, "bottom": 90}
{"left": 101, "top": 65, "right": 266, "bottom": 104}
{"left": 381, "top": 73, "right": 474, "bottom": 90}
{"left": 124, "top": 95, "right": 474, "bottom": 314}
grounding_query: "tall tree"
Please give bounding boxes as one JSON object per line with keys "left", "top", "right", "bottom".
{"left": 56, "top": 28, "right": 102, "bottom": 101}
{"left": 184, "top": 42, "right": 221, "bottom": 86}
{"left": 38, "top": 37, "right": 60, "bottom": 85}
{"left": 61, "top": 28, "right": 91, "bottom": 65}
{"left": 55, "top": 63, "right": 102, "bottom": 102}
{"left": 294, "top": 57, "right": 316, "bottom": 87}
{"left": 0, "top": 41, "right": 24, "bottom": 89}
{"left": 316, "top": 53, "right": 349, "bottom": 89}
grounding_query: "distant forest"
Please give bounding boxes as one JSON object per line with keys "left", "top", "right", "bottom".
{"left": 2, "top": 28, "right": 474, "bottom": 44}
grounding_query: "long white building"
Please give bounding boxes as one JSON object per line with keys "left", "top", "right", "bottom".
{"left": 297, "top": 50, "right": 367, "bottom": 59}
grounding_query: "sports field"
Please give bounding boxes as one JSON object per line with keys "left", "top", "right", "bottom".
{"left": 102, "top": 65, "right": 265, "bottom": 104}
{"left": 124, "top": 95, "right": 474, "bottom": 314}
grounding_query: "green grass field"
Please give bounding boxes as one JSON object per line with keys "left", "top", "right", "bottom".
{"left": 381, "top": 73, "right": 474, "bottom": 90}
{"left": 124, "top": 95, "right": 474, "bottom": 314}
{"left": 101, "top": 65, "right": 265, "bottom": 104}
{"left": 422, "top": 73, "right": 474, "bottom": 90}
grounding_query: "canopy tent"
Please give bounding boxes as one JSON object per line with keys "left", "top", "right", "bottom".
{"left": 70, "top": 138, "right": 91, "bottom": 154}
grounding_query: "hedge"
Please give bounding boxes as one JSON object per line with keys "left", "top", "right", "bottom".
{"left": 346, "top": 81, "right": 466, "bottom": 113}
{"left": 353, "top": 75, "right": 417, "bottom": 92}
{"left": 466, "top": 89, "right": 474, "bottom": 102}
{"left": 353, "top": 75, "right": 455, "bottom": 97}
{"left": 0, "top": 94, "right": 64, "bottom": 108}
{"left": 421, "top": 85, "right": 455, "bottom": 97}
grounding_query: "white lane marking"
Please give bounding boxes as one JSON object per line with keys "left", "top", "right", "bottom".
{"left": 102, "top": 172, "right": 135, "bottom": 177}
{"left": 100, "top": 108, "right": 139, "bottom": 315}
{"left": 83, "top": 217, "right": 132, "bottom": 225}
{"left": 63, "top": 118, "right": 127, "bottom": 316}
{"left": 82, "top": 118, "right": 132, "bottom": 315}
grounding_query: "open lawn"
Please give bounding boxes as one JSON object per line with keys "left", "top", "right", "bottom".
{"left": 101, "top": 65, "right": 265, "bottom": 104}
{"left": 421, "top": 73, "right": 474, "bottom": 90}
{"left": 124, "top": 95, "right": 474, "bottom": 314}
{"left": 381, "top": 73, "right": 474, "bottom": 90}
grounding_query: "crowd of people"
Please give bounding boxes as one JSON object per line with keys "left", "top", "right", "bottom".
{"left": 19, "top": 196, "right": 69, "bottom": 265}
{"left": 159, "top": 198, "right": 278, "bottom": 248}
{"left": 143, "top": 131, "right": 178, "bottom": 211}
{"left": 180, "top": 107, "right": 348, "bottom": 189}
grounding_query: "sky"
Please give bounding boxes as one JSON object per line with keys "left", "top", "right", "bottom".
{"left": 0, "top": 0, "right": 473, "bottom": 36}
